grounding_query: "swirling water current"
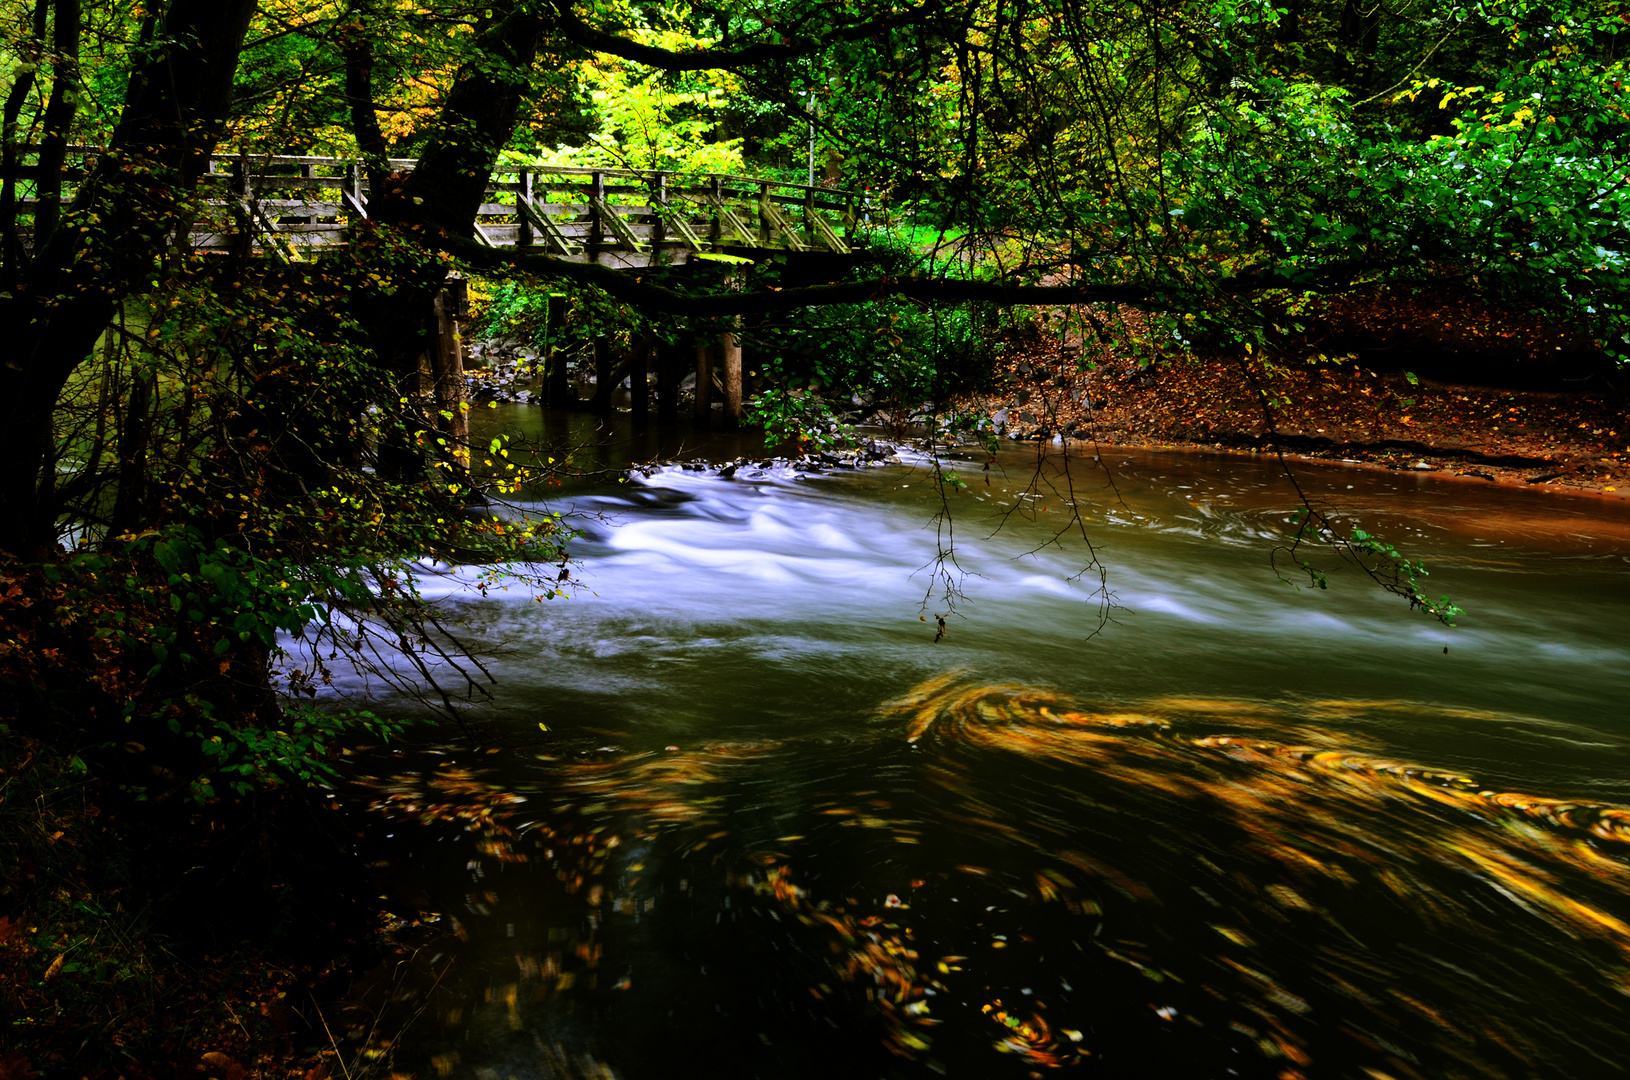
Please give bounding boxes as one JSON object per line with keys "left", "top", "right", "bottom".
{"left": 340, "top": 424, "right": 1630, "bottom": 1080}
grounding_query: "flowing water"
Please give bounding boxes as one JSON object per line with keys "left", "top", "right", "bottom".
{"left": 337, "top": 412, "right": 1630, "bottom": 1080}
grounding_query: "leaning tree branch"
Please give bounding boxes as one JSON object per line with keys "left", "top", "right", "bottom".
{"left": 549, "top": 0, "right": 963, "bottom": 71}
{"left": 437, "top": 234, "right": 1424, "bottom": 317}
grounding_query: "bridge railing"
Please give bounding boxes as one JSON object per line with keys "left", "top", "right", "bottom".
{"left": 474, "top": 165, "right": 858, "bottom": 261}
{"left": 3, "top": 147, "right": 860, "bottom": 265}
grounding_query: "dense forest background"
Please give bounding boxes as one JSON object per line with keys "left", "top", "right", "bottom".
{"left": 0, "top": 0, "right": 1624, "bottom": 1072}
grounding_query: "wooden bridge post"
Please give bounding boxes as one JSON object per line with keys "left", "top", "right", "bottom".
{"left": 545, "top": 349, "right": 574, "bottom": 408}
{"left": 757, "top": 184, "right": 772, "bottom": 247}
{"left": 651, "top": 172, "right": 667, "bottom": 249}
{"left": 656, "top": 339, "right": 679, "bottom": 421}
{"left": 229, "top": 155, "right": 252, "bottom": 260}
{"left": 517, "top": 168, "right": 533, "bottom": 248}
{"left": 542, "top": 292, "right": 573, "bottom": 408}
{"left": 590, "top": 171, "right": 605, "bottom": 256}
{"left": 805, "top": 186, "right": 818, "bottom": 249}
{"left": 345, "top": 163, "right": 367, "bottom": 218}
{"left": 693, "top": 337, "right": 712, "bottom": 428}
{"left": 630, "top": 334, "right": 650, "bottom": 421}
{"left": 708, "top": 176, "right": 723, "bottom": 245}
{"left": 591, "top": 336, "right": 613, "bottom": 414}
{"left": 721, "top": 320, "right": 743, "bottom": 429}
{"left": 295, "top": 162, "right": 315, "bottom": 226}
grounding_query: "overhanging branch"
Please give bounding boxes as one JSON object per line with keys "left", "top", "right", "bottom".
{"left": 439, "top": 236, "right": 1419, "bottom": 317}
{"left": 441, "top": 237, "right": 1154, "bottom": 312}
{"left": 550, "top": 0, "right": 962, "bottom": 71}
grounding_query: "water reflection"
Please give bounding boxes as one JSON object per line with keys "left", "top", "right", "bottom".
{"left": 474, "top": 406, "right": 772, "bottom": 479}
{"left": 349, "top": 678, "right": 1630, "bottom": 1079}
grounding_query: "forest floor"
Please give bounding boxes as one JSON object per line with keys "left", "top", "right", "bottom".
{"left": 0, "top": 724, "right": 374, "bottom": 1080}
{"left": 965, "top": 332, "right": 1628, "bottom": 500}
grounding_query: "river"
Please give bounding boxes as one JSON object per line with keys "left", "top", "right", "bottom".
{"left": 334, "top": 410, "right": 1630, "bottom": 1080}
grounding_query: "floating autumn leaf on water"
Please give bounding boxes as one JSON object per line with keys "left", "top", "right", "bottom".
{"left": 352, "top": 677, "right": 1630, "bottom": 1077}
{"left": 982, "top": 998, "right": 1085, "bottom": 1067}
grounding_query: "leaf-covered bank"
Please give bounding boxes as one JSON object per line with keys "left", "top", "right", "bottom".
{"left": 959, "top": 301, "right": 1628, "bottom": 498}
{"left": 0, "top": 555, "right": 409, "bottom": 1080}
{"left": 0, "top": 724, "right": 384, "bottom": 1080}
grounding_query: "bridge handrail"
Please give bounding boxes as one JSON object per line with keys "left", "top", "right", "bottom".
{"left": 2, "top": 145, "right": 863, "bottom": 260}
{"left": 0, "top": 146, "right": 854, "bottom": 200}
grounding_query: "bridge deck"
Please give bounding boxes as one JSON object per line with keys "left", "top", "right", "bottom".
{"left": 11, "top": 149, "right": 861, "bottom": 268}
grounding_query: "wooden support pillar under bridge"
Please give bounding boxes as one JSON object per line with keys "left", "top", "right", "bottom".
{"left": 428, "top": 280, "right": 469, "bottom": 474}
{"left": 656, "top": 342, "right": 679, "bottom": 421}
{"left": 683, "top": 325, "right": 744, "bottom": 430}
{"left": 720, "top": 321, "right": 743, "bottom": 430}
{"left": 693, "top": 338, "right": 712, "bottom": 428}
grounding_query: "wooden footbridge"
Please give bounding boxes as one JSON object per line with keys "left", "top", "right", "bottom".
{"left": 14, "top": 148, "right": 865, "bottom": 432}
{"left": 12, "top": 147, "right": 860, "bottom": 266}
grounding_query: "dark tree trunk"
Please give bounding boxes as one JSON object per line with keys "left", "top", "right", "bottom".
{"left": 342, "top": 5, "right": 391, "bottom": 196}
{"left": 357, "top": 3, "right": 551, "bottom": 392}
{"left": 0, "top": 0, "right": 50, "bottom": 283}
{"left": 0, "top": 0, "right": 258, "bottom": 554}
{"left": 33, "top": 0, "right": 80, "bottom": 245}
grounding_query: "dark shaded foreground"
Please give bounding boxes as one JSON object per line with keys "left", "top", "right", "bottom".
{"left": 0, "top": 724, "right": 387, "bottom": 1079}
{"left": 342, "top": 676, "right": 1630, "bottom": 1080}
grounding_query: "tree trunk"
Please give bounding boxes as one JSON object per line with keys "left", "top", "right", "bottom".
{"left": 430, "top": 289, "right": 469, "bottom": 474}
{"left": 0, "top": 0, "right": 257, "bottom": 553}
{"left": 33, "top": 0, "right": 81, "bottom": 246}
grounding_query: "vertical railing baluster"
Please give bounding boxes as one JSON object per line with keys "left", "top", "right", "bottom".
{"left": 590, "top": 171, "right": 605, "bottom": 256}
{"left": 347, "top": 163, "right": 366, "bottom": 219}
{"left": 651, "top": 171, "right": 667, "bottom": 251}
{"left": 518, "top": 168, "right": 533, "bottom": 248}
{"left": 709, "top": 175, "right": 723, "bottom": 245}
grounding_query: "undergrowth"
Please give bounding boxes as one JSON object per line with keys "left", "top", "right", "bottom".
{"left": 0, "top": 725, "right": 372, "bottom": 1080}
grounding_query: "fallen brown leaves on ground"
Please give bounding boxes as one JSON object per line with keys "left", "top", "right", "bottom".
{"left": 0, "top": 727, "right": 365, "bottom": 1080}
{"left": 961, "top": 310, "right": 1627, "bottom": 497}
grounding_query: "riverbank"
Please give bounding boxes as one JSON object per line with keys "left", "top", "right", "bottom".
{"left": 961, "top": 332, "right": 1628, "bottom": 499}
{"left": 464, "top": 321, "right": 1627, "bottom": 501}
{"left": 0, "top": 726, "right": 382, "bottom": 1080}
